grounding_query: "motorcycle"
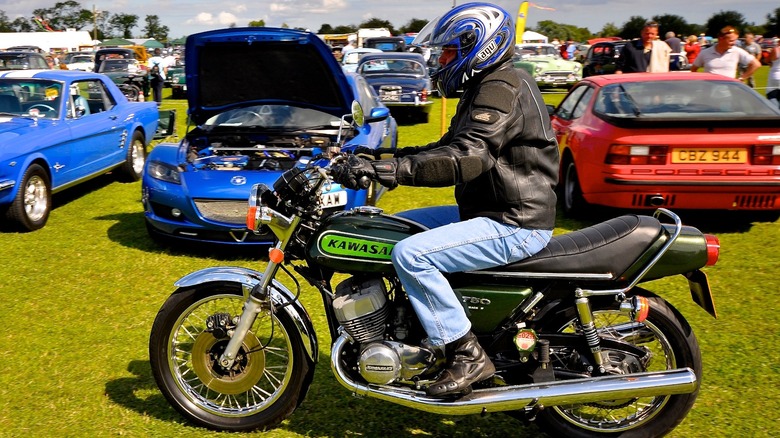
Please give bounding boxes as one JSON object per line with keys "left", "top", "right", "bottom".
{"left": 149, "top": 102, "right": 719, "bottom": 436}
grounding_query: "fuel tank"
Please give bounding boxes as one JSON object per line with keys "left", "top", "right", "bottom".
{"left": 307, "top": 207, "right": 425, "bottom": 274}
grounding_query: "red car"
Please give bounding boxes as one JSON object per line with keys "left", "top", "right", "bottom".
{"left": 550, "top": 72, "right": 780, "bottom": 216}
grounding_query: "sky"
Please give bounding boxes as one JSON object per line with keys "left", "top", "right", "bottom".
{"left": 2, "top": 0, "right": 777, "bottom": 39}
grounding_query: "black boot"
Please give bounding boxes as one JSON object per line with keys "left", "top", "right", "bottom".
{"left": 426, "top": 332, "right": 495, "bottom": 397}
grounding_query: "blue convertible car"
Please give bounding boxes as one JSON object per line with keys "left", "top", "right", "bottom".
{"left": 0, "top": 70, "right": 160, "bottom": 231}
{"left": 142, "top": 27, "right": 398, "bottom": 246}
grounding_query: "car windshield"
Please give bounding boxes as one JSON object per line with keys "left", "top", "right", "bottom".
{"left": 71, "top": 55, "right": 93, "bottom": 63}
{"left": 518, "top": 45, "right": 558, "bottom": 57}
{"left": 0, "top": 79, "right": 62, "bottom": 119}
{"left": 0, "top": 54, "right": 34, "bottom": 70}
{"left": 99, "top": 59, "right": 137, "bottom": 73}
{"left": 204, "top": 105, "right": 341, "bottom": 129}
{"left": 593, "top": 80, "right": 780, "bottom": 118}
{"left": 358, "top": 59, "right": 425, "bottom": 75}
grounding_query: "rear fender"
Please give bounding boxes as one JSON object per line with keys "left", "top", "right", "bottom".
{"left": 174, "top": 267, "right": 319, "bottom": 363}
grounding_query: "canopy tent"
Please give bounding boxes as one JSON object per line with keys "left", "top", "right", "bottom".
{"left": 522, "top": 30, "right": 548, "bottom": 43}
{"left": 99, "top": 37, "right": 134, "bottom": 47}
{"left": 142, "top": 39, "right": 164, "bottom": 49}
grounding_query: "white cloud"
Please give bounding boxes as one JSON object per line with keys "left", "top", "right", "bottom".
{"left": 186, "top": 11, "right": 238, "bottom": 26}
{"left": 232, "top": 4, "right": 248, "bottom": 13}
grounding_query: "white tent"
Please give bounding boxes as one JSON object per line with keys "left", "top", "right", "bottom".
{"left": 522, "top": 31, "right": 548, "bottom": 43}
{"left": 0, "top": 31, "right": 94, "bottom": 52}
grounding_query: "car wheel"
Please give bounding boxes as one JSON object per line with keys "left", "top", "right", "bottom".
{"left": 6, "top": 163, "right": 51, "bottom": 231}
{"left": 562, "top": 159, "right": 588, "bottom": 217}
{"left": 117, "top": 130, "right": 146, "bottom": 182}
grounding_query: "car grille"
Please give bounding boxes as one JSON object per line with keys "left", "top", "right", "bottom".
{"left": 194, "top": 200, "right": 248, "bottom": 225}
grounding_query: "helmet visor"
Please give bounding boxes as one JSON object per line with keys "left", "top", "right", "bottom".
{"left": 411, "top": 16, "right": 441, "bottom": 47}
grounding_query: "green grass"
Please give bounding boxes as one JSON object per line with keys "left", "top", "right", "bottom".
{"left": 0, "top": 69, "right": 778, "bottom": 437}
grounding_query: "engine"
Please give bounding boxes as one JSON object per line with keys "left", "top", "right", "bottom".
{"left": 186, "top": 132, "right": 334, "bottom": 171}
{"left": 332, "top": 277, "right": 443, "bottom": 385}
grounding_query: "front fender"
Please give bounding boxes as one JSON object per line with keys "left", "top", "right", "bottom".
{"left": 174, "top": 266, "right": 319, "bottom": 364}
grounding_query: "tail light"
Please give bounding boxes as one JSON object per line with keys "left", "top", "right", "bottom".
{"left": 752, "top": 145, "right": 780, "bottom": 165}
{"left": 420, "top": 89, "right": 429, "bottom": 102}
{"left": 605, "top": 145, "right": 668, "bottom": 165}
{"left": 705, "top": 234, "right": 720, "bottom": 266}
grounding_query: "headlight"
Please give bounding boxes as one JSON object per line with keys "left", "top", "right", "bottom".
{"left": 573, "top": 64, "right": 581, "bottom": 73}
{"left": 535, "top": 65, "right": 543, "bottom": 73}
{"left": 147, "top": 160, "right": 181, "bottom": 184}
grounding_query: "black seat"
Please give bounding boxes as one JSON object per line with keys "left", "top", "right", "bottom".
{"left": 0, "top": 94, "right": 22, "bottom": 112}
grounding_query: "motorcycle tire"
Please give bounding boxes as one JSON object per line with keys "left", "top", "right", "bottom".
{"left": 534, "top": 291, "right": 701, "bottom": 437}
{"left": 149, "top": 282, "right": 310, "bottom": 431}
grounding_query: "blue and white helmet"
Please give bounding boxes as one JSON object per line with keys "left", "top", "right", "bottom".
{"left": 413, "top": 2, "right": 515, "bottom": 97}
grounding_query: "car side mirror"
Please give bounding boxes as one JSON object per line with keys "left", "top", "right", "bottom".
{"left": 365, "top": 107, "right": 390, "bottom": 123}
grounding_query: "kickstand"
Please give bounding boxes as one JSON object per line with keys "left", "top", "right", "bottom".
{"left": 523, "top": 398, "right": 543, "bottom": 422}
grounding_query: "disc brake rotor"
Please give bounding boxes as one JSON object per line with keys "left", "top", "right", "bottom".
{"left": 190, "top": 330, "right": 266, "bottom": 395}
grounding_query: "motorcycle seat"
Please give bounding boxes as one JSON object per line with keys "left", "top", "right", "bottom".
{"left": 486, "top": 214, "right": 663, "bottom": 279}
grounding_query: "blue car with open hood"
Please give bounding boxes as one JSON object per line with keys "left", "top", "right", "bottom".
{"left": 142, "top": 27, "right": 398, "bottom": 246}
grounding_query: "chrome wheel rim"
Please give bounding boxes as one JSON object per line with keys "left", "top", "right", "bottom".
{"left": 551, "top": 310, "right": 675, "bottom": 432}
{"left": 130, "top": 139, "right": 145, "bottom": 175}
{"left": 24, "top": 175, "right": 48, "bottom": 222}
{"left": 167, "top": 294, "right": 294, "bottom": 417}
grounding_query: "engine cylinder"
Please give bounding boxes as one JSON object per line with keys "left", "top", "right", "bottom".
{"left": 333, "top": 277, "right": 389, "bottom": 343}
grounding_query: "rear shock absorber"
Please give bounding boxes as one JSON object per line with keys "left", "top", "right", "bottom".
{"left": 575, "top": 296, "right": 605, "bottom": 371}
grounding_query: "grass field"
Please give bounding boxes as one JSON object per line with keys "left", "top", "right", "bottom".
{"left": 0, "top": 67, "right": 777, "bottom": 437}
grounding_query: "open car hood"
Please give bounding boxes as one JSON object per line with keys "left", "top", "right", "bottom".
{"left": 185, "top": 27, "right": 354, "bottom": 125}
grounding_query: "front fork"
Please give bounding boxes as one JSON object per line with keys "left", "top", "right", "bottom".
{"left": 218, "top": 241, "right": 286, "bottom": 369}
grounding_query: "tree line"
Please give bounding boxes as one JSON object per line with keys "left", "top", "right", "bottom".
{"left": 1, "top": 1, "right": 778, "bottom": 45}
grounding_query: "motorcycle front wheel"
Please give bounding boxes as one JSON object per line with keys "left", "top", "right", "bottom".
{"left": 149, "top": 283, "right": 310, "bottom": 431}
{"left": 535, "top": 291, "right": 702, "bottom": 437}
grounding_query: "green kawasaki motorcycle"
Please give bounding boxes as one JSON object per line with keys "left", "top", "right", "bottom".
{"left": 149, "top": 104, "right": 719, "bottom": 437}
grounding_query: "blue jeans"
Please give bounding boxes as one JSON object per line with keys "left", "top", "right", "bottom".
{"left": 391, "top": 217, "right": 552, "bottom": 346}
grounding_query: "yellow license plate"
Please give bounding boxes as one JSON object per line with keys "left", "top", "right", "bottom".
{"left": 671, "top": 148, "right": 747, "bottom": 163}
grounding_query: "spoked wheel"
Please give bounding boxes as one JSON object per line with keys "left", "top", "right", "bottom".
{"left": 536, "top": 293, "right": 702, "bottom": 437}
{"left": 149, "top": 283, "right": 310, "bottom": 431}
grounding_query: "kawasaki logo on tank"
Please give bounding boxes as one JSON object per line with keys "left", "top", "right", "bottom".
{"left": 319, "top": 232, "right": 396, "bottom": 260}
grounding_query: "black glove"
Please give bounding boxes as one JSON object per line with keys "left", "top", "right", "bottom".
{"left": 352, "top": 146, "right": 378, "bottom": 159}
{"left": 331, "top": 156, "right": 398, "bottom": 190}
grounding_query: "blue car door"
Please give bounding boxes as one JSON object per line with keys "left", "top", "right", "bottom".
{"left": 64, "top": 79, "right": 126, "bottom": 181}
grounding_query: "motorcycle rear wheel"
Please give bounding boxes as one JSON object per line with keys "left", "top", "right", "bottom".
{"left": 535, "top": 292, "right": 701, "bottom": 437}
{"left": 149, "top": 283, "right": 310, "bottom": 431}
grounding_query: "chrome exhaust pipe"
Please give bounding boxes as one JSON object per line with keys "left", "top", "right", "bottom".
{"left": 330, "top": 335, "right": 697, "bottom": 416}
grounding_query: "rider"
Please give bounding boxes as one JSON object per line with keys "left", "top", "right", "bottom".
{"left": 331, "top": 2, "right": 559, "bottom": 396}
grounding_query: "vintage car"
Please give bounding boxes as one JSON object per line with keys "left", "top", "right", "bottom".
{"left": 356, "top": 52, "right": 433, "bottom": 123}
{"left": 513, "top": 43, "right": 582, "bottom": 88}
{"left": 96, "top": 58, "right": 147, "bottom": 102}
{"left": 142, "top": 27, "right": 398, "bottom": 246}
{"left": 340, "top": 47, "right": 381, "bottom": 73}
{"left": 549, "top": 72, "right": 780, "bottom": 217}
{"left": 0, "top": 70, "right": 165, "bottom": 231}
{"left": 0, "top": 51, "right": 50, "bottom": 70}
{"left": 64, "top": 54, "right": 95, "bottom": 72}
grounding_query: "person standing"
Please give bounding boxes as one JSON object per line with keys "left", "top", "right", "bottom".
{"left": 767, "top": 40, "right": 780, "bottom": 108}
{"left": 684, "top": 35, "right": 701, "bottom": 65}
{"left": 147, "top": 48, "right": 167, "bottom": 104}
{"left": 615, "top": 21, "right": 671, "bottom": 73}
{"left": 331, "top": 2, "right": 559, "bottom": 397}
{"left": 739, "top": 33, "right": 762, "bottom": 88}
{"left": 665, "top": 31, "right": 682, "bottom": 69}
{"left": 691, "top": 26, "right": 760, "bottom": 82}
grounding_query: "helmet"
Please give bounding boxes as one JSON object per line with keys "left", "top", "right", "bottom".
{"left": 415, "top": 3, "right": 515, "bottom": 97}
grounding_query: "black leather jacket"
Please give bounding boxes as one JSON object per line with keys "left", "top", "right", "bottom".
{"left": 393, "top": 61, "right": 559, "bottom": 230}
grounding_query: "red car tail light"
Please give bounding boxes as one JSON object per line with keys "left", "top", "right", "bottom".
{"left": 705, "top": 234, "right": 720, "bottom": 266}
{"left": 752, "top": 145, "right": 780, "bottom": 165}
{"left": 420, "top": 89, "right": 429, "bottom": 102}
{"left": 605, "top": 145, "right": 668, "bottom": 165}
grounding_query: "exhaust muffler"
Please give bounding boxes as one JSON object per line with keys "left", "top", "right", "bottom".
{"left": 330, "top": 335, "right": 697, "bottom": 416}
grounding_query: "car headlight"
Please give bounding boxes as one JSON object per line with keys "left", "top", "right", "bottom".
{"left": 147, "top": 160, "right": 181, "bottom": 184}
{"left": 535, "top": 65, "right": 543, "bottom": 73}
{"left": 573, "top": 64, "right": 581, "bottom": 73}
